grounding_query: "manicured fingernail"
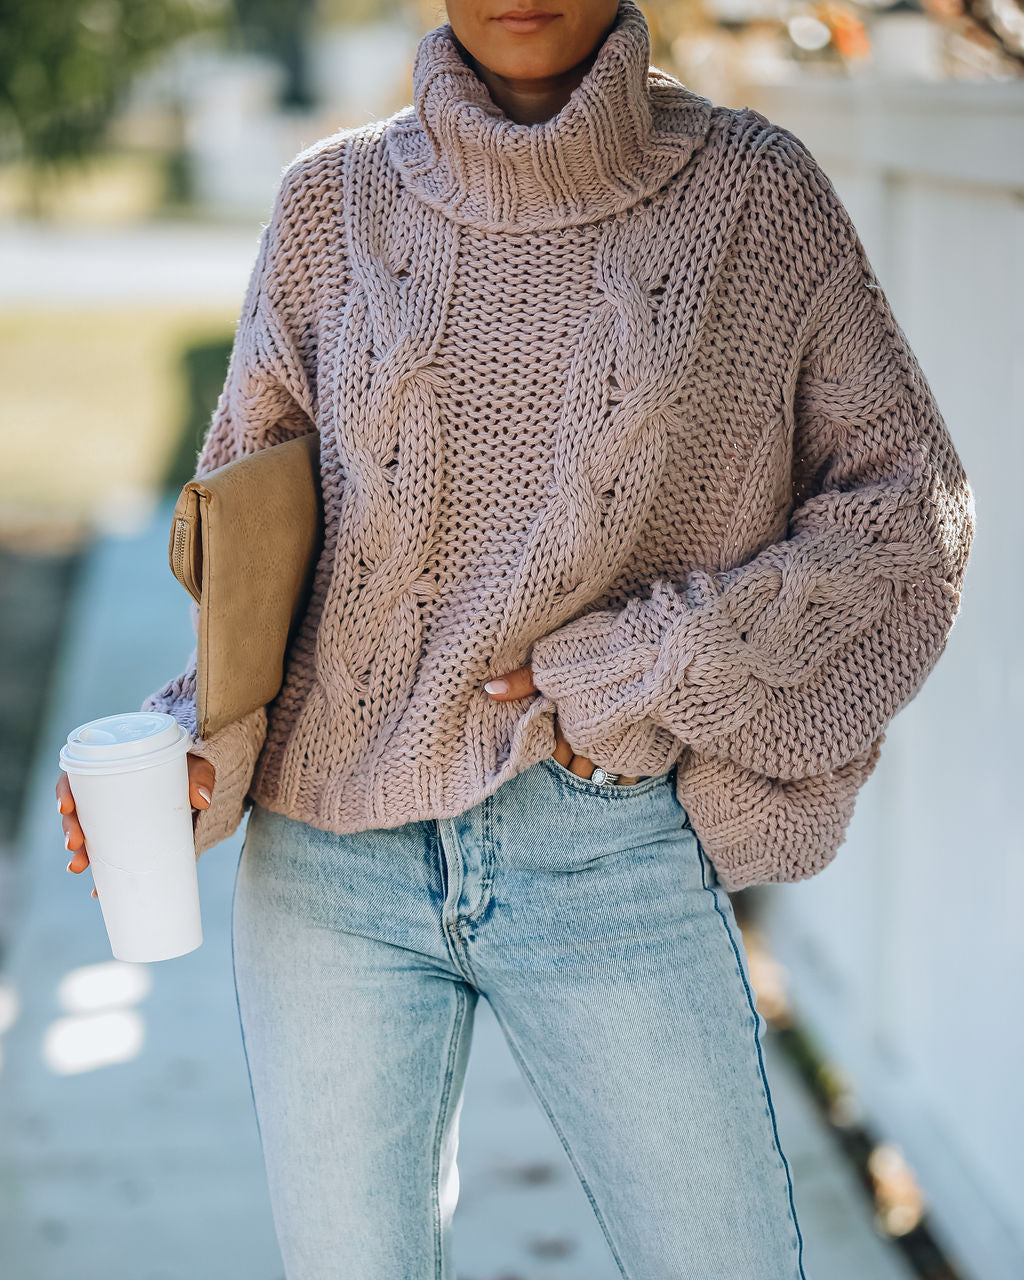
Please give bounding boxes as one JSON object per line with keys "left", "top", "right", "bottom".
{"left": 66, "top": 859, "right": 73, "bottom": 872}
{"left": 64, "top": 830, "right": 71, "bottom": 850}
{"left": 484, "top": 680, "right": 508, "bottom": 695}
{"left": 57, "top": 798, "right": 63, "bottom": 814}
{"left": 197, "top": 785, "right": 211, "bottom": 805}
{"left": 91, "top": 889, "right": 98, "bottom": 899}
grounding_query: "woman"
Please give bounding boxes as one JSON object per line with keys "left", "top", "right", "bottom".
{"left": 59, "top": 1, "right": 975, "bottom": 1275}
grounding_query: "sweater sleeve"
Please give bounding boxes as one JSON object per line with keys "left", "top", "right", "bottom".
{"left": 141, "top": 166, "right": 318, "bottom": 856}
{"left": 528, "top": 225, "right": 976, "bottom": 783}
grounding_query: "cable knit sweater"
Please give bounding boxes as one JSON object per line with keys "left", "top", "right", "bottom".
{"left": 142, "top": 0, "right": 975, "bottom": 891}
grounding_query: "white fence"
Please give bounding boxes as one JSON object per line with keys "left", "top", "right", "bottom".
{"left": 749, "top": 76, "right": 1024, "bottom": 1280}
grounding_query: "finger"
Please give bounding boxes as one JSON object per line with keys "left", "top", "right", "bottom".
{"left": 56, "top": 773, "right": 74, "bottom": 813}
{"left": 91, "top": 887, "right": 98, "bottom": 899}
{"left": 567, "top": 750, "right": 640, "bottom": 784}
{"left": 552, "top": 715, "right": 598, "bottom": 778}
{"left": 58, "top": 775, "right": 91, "bottom": 871}
{"left": 187, "top": 754, "right": 216, "bottom": 811}
{"left": 63, "top": 815, "right": 90, "bottom": 872}
{"left": 568, "top": 753, "right": 597, "bottom": 779}
{"left": 484, "top": 664, "right": 536, "bottom": 700}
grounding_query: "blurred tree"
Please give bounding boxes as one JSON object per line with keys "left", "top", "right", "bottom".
{"left": 229, "top": 0, "right": 319, "bottom": 108}
{"left": 163, "top": 330, "right": 235, "bottom": 494}
{"left": 0, "top": 0, "right": 225, "bottom": 216}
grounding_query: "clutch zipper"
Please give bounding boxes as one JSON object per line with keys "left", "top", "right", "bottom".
{"left": 172, "top": 512, "right": 201, "bottom": 603}
{"left": 172, "top": 517, "right": 189, "bottom": 583}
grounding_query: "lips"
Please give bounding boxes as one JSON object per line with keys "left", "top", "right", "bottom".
{"left": 495, "top": 10, "right": 559, "bottom": 31}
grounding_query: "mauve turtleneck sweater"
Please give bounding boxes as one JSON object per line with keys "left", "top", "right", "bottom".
{"left": 142, "top": 0, "right": 975, "bottom": 891}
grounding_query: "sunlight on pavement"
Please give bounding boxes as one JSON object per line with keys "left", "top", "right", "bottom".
{"left": 57, "top": 960, "right": 152, "bottom": 1012}
{"left": 42, "top": 960, "right": 152, "bottom": 1075}
{"left": 43, "top": 1009, "right": 145, "bottom": 1076}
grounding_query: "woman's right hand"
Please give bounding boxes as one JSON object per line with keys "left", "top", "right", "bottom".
{"left": 57, "top": 752, "right": 215, "bottom": 897}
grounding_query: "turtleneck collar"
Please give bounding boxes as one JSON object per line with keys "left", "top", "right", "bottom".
{"left": 384, "top": 0, "right": 714, "bottom": 234}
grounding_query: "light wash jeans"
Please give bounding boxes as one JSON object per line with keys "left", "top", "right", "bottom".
{"left": 231, "top": 756, "right": 810, "bottom": 1279}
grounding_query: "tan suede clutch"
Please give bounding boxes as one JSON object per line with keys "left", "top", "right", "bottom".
{"left": 167, "top": 430, "right": 323, "bottom": 739}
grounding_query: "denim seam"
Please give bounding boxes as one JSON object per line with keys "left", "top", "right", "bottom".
{"left": 540, "top": 755, "right": 673, "bottom": 799}
{"left": 438, "top": 817, "right": 465, "bottom": 922}
{"left": 436, "top": 818, "right": 483, "bottom": 986}
{"left": 432, "top": 982, "right": 469, "bottom": 1280}
{"left": 694, "top": 840, "right": 809, "bottom": 1279}
{"left": 445, "top": 919, "right": 482, "bottom": 987}
{"left": 484, "top": 999, "right": 634, "bottom": 1280}
{"left": 465, "top": 792, "right": 495, "bottom": 923}
{"left": 431, "top": 819, "right": 448, "bottom": 912}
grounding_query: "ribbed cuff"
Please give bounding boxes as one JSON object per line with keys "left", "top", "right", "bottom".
{"left": 528, "top": 607, "right": 677, "bottom": 773}
{"left": 187, "top": 707, "right": 267, "bottom": 857}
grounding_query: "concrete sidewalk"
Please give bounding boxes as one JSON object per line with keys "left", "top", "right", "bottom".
{"left": 0, "top": 495, "right": 916, "bottom": 1280}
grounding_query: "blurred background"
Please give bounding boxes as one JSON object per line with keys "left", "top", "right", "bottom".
{"left": 0, "top": 1, "right": 1019, "bottom": 1278}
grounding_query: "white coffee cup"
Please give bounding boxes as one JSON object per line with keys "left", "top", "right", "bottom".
{"left": 59, "top": 711, "right": 202, "bottom": 963}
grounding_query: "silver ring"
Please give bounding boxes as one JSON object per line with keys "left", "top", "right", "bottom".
{"left": 590, "top": 766, "right": 620, "bottom": 784}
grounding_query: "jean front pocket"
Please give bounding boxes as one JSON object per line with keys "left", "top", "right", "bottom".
{"left": 540, "top": 755, "right": 675, "bottom": 800}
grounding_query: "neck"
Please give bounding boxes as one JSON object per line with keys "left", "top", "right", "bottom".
{"left": 451, "top": 28, "right": 605, "bottom": 126}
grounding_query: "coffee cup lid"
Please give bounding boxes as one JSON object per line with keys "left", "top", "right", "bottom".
{"left": 60, "top": 712, "right": 193, "bottom": 774}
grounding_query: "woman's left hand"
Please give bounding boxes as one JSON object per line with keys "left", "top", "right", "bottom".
{"left": 484, "top": 664, "right": 642, "bottom": 783}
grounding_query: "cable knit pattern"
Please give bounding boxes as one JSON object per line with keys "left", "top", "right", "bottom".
{"left": 141, "top": 0, "right": 975, "bottom": 889}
